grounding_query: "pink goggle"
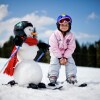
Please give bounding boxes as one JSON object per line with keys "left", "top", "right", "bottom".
{"left": 59, "top": 18, "right": 71, "bottom": 24}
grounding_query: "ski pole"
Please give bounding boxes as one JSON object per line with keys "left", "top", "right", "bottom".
{"left": 0, "top": 46, "right": 20, "bottom": 74}
{"left": 36, "top": 52, "right": 45, "bottom": 62}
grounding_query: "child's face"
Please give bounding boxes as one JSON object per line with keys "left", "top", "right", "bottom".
{"left": 59, "top": 23, "right": 69, "bottom": 32}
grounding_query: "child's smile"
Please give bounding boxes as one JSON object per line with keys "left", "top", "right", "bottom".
{"left": 59, "top": 23, "right": 69, "bottom": 32}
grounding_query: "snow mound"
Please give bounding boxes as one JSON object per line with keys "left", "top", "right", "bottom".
{"left": 14, "top": 60, "right": 43, "bottom": 86}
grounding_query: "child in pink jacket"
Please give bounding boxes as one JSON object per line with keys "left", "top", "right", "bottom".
{"left": 48, "top": 14, "right": 77, "bottom": 86}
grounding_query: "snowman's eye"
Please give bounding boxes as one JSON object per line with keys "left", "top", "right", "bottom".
{"left": 29, "top": 28, "right": 34, "bottom": 32}
{"left": 29, "top": 29, "right": 32, "bottom": 32}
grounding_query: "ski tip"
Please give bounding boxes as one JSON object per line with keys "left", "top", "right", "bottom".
{"left": 53, "top": 86, "right": 63, "bottom": 90}
{"left": 78, "top": 83, "right": 87, "bottom": 87}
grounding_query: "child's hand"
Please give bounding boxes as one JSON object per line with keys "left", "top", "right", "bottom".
{"left": 59, "top": 58, "right": 68, "bottom": 65}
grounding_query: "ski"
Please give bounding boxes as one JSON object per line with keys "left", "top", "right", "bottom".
{"left": 2, "top": 80, "right": 87, "bottom": 91}
{"left": 77, "top": 83, "right": 87, "bottom": 87}
{"left": 47, "top": 85, "right": 63, "bottom": 90}
{"left": 2, "top": 80, "right": 63, "bottom": 90}
{"left": 58, "top": 81, "right": 87, "bottom": 87}
{"left": 53, "top": 86, "right": 63, "bottom": 90}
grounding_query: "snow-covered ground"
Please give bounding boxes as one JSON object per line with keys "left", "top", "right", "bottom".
{"left": 0, "top": 58, "right": 100, "bottom": 100}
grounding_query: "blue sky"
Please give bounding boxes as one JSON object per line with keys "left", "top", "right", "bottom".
{"left": 0, "top": 0, "right": 100, "bottom": 46}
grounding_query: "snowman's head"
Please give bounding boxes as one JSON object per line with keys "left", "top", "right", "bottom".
{"left": 14, "top": 21, "right": 37, "bottom": 38}
{"left": 24, "top": 26, "right": 37, "bottom": 38}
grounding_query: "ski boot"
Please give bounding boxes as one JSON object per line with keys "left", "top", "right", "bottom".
{"left": 38, "top": 82, "right": 46, "bottom": 88}
{"left": 7, "top": 80, "right": 17, "bottom": 86}
{"left": 27, "top": 83, "right": 38, "bottom": 89}
{"left": 48, "top": 76, "right": 57, "bottom": 86}
{"left": 66, "top": 75, "right": 77, "bottom": 84}
{"left": 27, "top": 82, "right": 46, "bottom": 89}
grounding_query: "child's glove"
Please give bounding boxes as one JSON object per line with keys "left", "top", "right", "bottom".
{"left": 59, "top": 57, "right": 68, "bottom": 65}
{"left": 13, "top": 35, "right": 26, "bottom": 46}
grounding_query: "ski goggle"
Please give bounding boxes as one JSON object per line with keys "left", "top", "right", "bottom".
{"left": 58, "top": 18, "right": 71, "bottom": 24}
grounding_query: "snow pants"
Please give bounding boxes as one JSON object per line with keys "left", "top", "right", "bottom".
{"left": 48, "top": 53, "right": 77, "bottom": 81}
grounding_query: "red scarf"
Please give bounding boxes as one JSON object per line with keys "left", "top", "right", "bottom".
{"left": 25, "top": 37, "right": 38, "bottom": 46}
{"left": 3, "top": 37, "right": 38, "bottom": 76}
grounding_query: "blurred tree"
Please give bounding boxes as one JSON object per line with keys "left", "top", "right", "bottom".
{"left": 88, "top": 44, "right": 96, "bottom": 67}
{"left": 73, "top": 40, "right": 81, "bottom": 66}
{"left": 1, "top": 36, "right": 14, "bottom": 58}
{"left": 95, "top": 40, "right": 100, "bottom": 67}
{"left": 39, "top": 50, "right": 50, "bottom": 63}
{"left": 0, "top": 46, "right": 2, "bottom": 57}
{"left": 0, "top": 35, "right": 100, "bottom": 68}
{"left": 80, "top": 44, "right": 88, "bottom": 66}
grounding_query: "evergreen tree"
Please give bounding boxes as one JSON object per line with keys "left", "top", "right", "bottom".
{"left": 0, "top": 46, "right": 2, "bottom": 57}
{"left": 95, "top": 40, "right": 100, "bottom": 67}
{"left": 87, "top": 44, "right": 96, "bottom": 67}
{"left": 1, "top": 35, "right": 100, "bottom": 68}
{"left": 73, "top": 40, "right": 81, "bottom": 66}
{"left": 81, "top": 44, "right": 88, "bottom": 66}
{"left": 39, "top": 50, "right": 50, "bottom": 63}
{"left": 1, "top": 36, "right": 14, "bottom": 58}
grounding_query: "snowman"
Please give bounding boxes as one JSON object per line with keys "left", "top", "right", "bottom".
{"left": 3, "top": 21, "right": 46, "bottom": 89}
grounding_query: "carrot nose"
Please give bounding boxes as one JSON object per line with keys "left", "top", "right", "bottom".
{"left": 31, "top": 32, "right": 37, "bottom": 36}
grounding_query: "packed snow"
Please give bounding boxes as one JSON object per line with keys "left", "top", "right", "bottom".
{"left": 0, "top": 58, "right": 100, "bottom": 100}
{"left": 14, "top": 60, "right": 43, "bottom": 86}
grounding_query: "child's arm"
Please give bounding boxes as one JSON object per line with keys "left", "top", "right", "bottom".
{"left": 49, "top": 33, "right": 62, "bottom": 58}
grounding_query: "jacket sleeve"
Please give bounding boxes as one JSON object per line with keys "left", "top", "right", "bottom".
{"left": 49, "top": 33, "right": 62, "bottom": 58}
{"left": 64, "top": 34, "right": 76, "bottom": 58}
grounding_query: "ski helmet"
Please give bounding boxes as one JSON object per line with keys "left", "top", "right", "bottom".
{"left": 57, "top": 14, "right": 72, "bottom": 24}
{"left": 14, "top": 21, "right": 33, "bottom": 37}
{"left": 56, "top": 14, "right": 72, "bottom": 33}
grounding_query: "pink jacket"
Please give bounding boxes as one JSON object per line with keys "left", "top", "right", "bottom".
{"left": 49, "top": 30, "right": 76, "bottom": 58}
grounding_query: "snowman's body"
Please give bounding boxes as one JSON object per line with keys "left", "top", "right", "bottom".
{"left": 17, "top": 43, "right": 38, "bottom": 60}
{"left": 13, "top": 43, "right": 43, "bottom": 86}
